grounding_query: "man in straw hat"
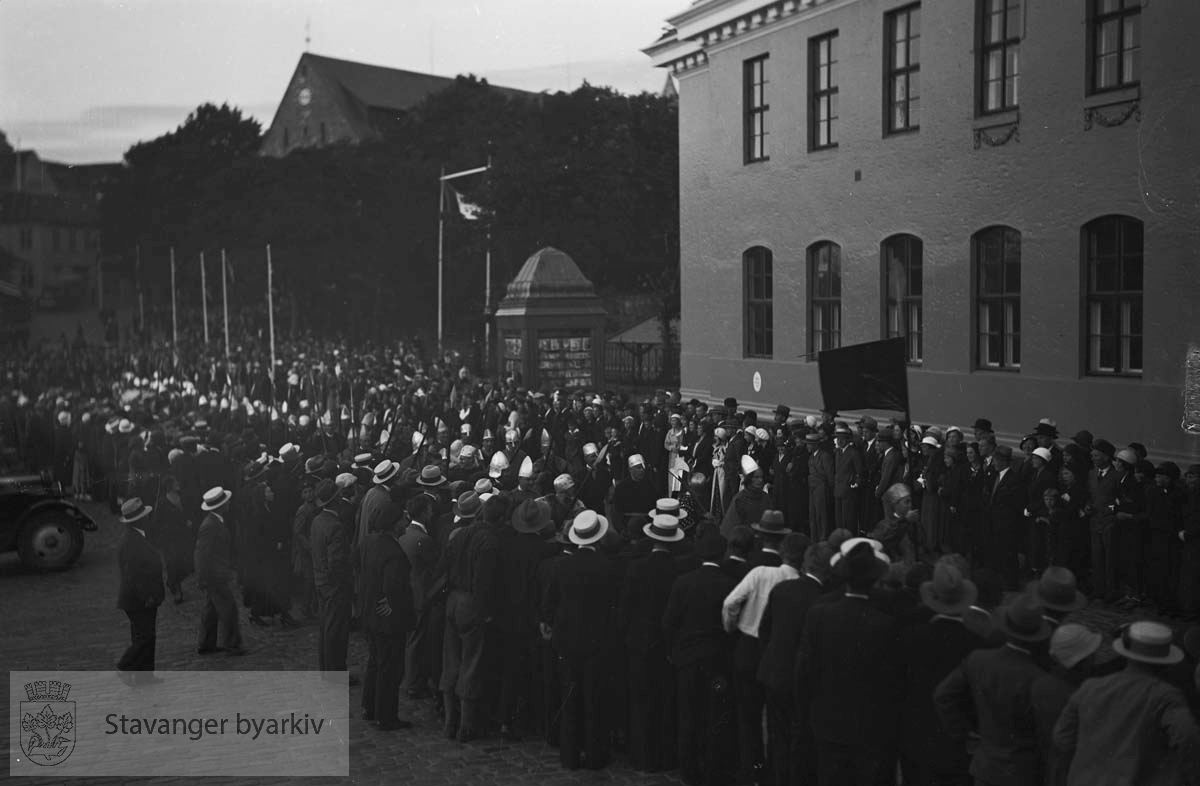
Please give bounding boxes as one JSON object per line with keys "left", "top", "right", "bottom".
{"left": 1054, "top": 621, "right": 1200, "bottom": 785}
{"left": 311, "top": 479, "right": 354, "bottom": 680}
{"left": 116, "top": 497, "right": 166, "bottom": 685}
{"left": 897, "top": 559, "right": 988, "bottom": 786}
{"left": 398, "top": 494, "right": 444, "bottom": 703}
{"left": 541, "top": 510, "right": 619, "bottom": 769}
{"left": 195, "top": 486, "right": 246, "bottom": 656}
{"left": 619, "top": 511, "right": 685, "bottom": 771}
{"left": 440, "top": 491, "right": 497, "bottom": 743}
{"left": 935, "top": 593, "right": 1052, "bottom": 786}
{"left": 797, "top": 539, "right": 900, "bottom": 786}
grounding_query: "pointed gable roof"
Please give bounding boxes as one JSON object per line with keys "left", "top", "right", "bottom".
{"left": 496, "top": 247, "right": 607, "bottom": 317}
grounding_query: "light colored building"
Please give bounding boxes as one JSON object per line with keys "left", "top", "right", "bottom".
{"left": 646, "top": 0, "right": 1200, "bottom": 459}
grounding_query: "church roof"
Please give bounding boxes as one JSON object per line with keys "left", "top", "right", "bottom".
{"left": 302, "top": 53, "right": 535, "bottom": 113}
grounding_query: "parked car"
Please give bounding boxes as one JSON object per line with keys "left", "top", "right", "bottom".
{"left": 0, "top": 472, "right": 97, "bottom": 570}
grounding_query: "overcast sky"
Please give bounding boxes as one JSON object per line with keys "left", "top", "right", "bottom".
{"left": 1, "top": 0, "right": 683, "bottom": 164}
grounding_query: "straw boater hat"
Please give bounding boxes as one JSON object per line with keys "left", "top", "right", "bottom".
{"left": 993, "top": 593, "right": 1052, "bottom": 643}
{"left": 920, "top": 563, "right": 978, "bottom": 616}
{"left": 373, "top": 459, "right": 400, "bottom": 485}
{"left": 119, "top": 497, "right": 154, "bottom": 525}
{"left": 1030, "top": 566, "right": 1088, "bottom": 612}
{"left": 644, "top": 513, "right": 684, "bottom": 543}
{"left": 352, "top": 452, "right": 374, "bottom": 470}
{"left": 647, "top": 497, "right": 689, "bottom": 523}
{"left": 418, "top": 464, "right": 448, "bottom": 487}
{"left": 569, "top": 510, "right": 609, "bottom": 546}
{"left": 831, "top": 539, "right": 889, "bottom": 582}
{"left": 201, "top": 486, "right": 233, "bottom": 512}
{"left": 243, "top": 461, "right": 269, "bottom": 484}
{"left": 1112, "top": 621, "right": 1184, "bottom": 665}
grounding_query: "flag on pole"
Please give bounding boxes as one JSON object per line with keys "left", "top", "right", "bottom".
{"left": 817, "top": 337, "right": 910, "bottom": 416}
{"left": 446, "top": 184, "right": 484, "bottom": 221}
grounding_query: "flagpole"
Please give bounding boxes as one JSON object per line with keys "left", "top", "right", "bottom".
{"left": 221, "top": 248, "right": 230, "bottom": 361}
{"left": 267, "top": 244, "right": 276, "bottom": 387}
{"left": 436, "top": 166, "right": 445, "bottom": 356}
{"left": 136, "top": 244, "right": 144, "bottom": 335}
{"left": 200, "top": 251, "right": 209, "bottom": 344}
{"left": 169, "top": 246, "right": 177, "bottom": 348}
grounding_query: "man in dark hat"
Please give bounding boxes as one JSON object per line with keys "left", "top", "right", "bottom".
{"left": 984, "top": 445, "right": 1026, "bottom": 588}
{"left": 1086, "top": 439, "right": 1122, "bottom": 601}
{"left": 832, "top": 423, "right": 864, "bottom": 535}
{"left": 935, "top": 593, "right": 1051, "bottom": 786}
{"left": 311, "top": 479, "right": 353, "bottom": 678}
{"left": 116, "top": 497, "right": 166, "bottom": 685}
{"left": 806, "top": 432, "right": 835, "bottom": 541}
{"left": 796, "top": 539, "right": 901, "bottom": 786}
{"left": 664, "top": 532, "right": 739, "bottom": 786}
{"left": 973, "top": 418, "right": 995, "bottom": 443}
{"left": 897, "top": 560, "right": 988, "bottom": 785}
{"left": 359, "top": 497, "right": 416, "bottom": 730}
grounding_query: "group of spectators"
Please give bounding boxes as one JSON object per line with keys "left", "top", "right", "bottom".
{"left": 4, "top": 324, "right": 1200, "bottom": 785}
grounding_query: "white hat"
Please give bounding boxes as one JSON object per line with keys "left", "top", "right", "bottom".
{"left": 279, "top": 443, "right": 299, "bottom": 459}
{"left": 744, "top": 425, "right": 756, "bottom": 436}
{"left": 168, "top": 448, "right": 184, "bottom": 465}
{"left": 335, "top": 472, "right": 357, "bottom": 490}
{"left": 553, "top": 473, "right": 575, "bottom": 492}
{"left": 755, "top": 427, "right": 770, "bottom": 442}
{"left": 412, "top": 431, "right": 425, "bottom": 451}
{"left": 119, "top": 497, "right": 154, "bottom": 524}
{"left": 1032, "top": 447, "right": 1054, "bottom": 463}
{"left": 473, "top": 478, "right": 494, "bottom": 496}
{"left": 198, "top": 396, "right": 208, "bottom": 407}
{"left": 518, "top": 456, "right": 535, "bottom": 479}
{"left": 489, "top": 452, "right": 510, "bottom": 479}
{"left": 299, "top": 399, "right": 310, "bottom": 410}
{"left": 921, "top": 436, "right": 941, "bottom": 448}
{"left": 1112, "top": 621, "right": 1184, "bottom": 665}
{"left": 118, "top": 418, "right": 134, "bottom": 434}
{"left": 460, "top": 444, "right": 478, "bottom": 459}
{"left": 299, "top": 415, "right": 311, "bottom": 427}
{"left": 582, "top": 442, "right": 598, "bottom": 457}
{"left": 628, "top": 453, "right": 646, "bottom": 469}
{"left": 715, "top": 427, "right": 728, "bottom": 440}
{"left": 378, "top": 428, "right": 390, "bottom": 447}
{"left": 201, "top": 486, "right": 233, "bottom": 511}
{"left": 505, "top": 429, "right": 519, "bottom": 442}
{"left": 805, "top": 415, "right": 819, "bottom": 428}
{"left": 740, "top": 454, "right": 760, "bottom": 476}
{"left": 57, "top": 411, "right": 71, "bottom": 426}
{"left": 569, "top": 510, "right": 609, "bottom": 546}
{"left": 644, "top": 513, "right": 684, "bottom": 543}
{"left": 352, "top": 452, "right": 373, "bottom": 468}
{"left": 373, "top": 459, "right": 400, "bottom": 484}
{"left": 829, "top": 537, "right": 890, "bottom": 568}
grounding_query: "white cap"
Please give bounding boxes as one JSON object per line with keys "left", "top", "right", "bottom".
{"left": 553, "top": 473, "right": 575, "bottom": 492}
{"left": 582, "top": 442, "right": 598, "bottom": 457}
{"left": 740, "top": 455, "right": 760, "bottom": 476}
{"left": 1033, "top": 447, "right": 1054, "bottom": 463}
{"left": 489, "top": 452, "right": 510, "bottom": 479}
{"left": 755, "top": 427, "right": 770, "bottom": 442}
{"left": 627, "top": 453, "right": 646, "bottom": 469}
{"left": 518, "top": 456, "right": 535, "bottom": 479}
{"left": 921, "top": 436, "right": 941, "bottom": 448}
{"left": 412, "top": 431, "right": 424, "bottom": 451}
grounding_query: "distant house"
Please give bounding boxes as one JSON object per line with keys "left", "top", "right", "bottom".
{"left": 260, "top": 52, "right": 538, "bottom": 157}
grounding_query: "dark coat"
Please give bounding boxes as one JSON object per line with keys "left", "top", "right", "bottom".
{"left": 117, "top": 527, "right": 165, "bottom": 611}
{"left": 875, "top": 446, "right": 906, "bottom": 499}
{"left": 541, "top": 547, "right": 618, "bottom": 656}
{"left": 360, "top": 531, "right": 416, "bottom": 635}
{"left": 756, "top": 574, "right": 823, "bottom": 694}
{"left": 619, "top": 549, "right": 680, "bottom": 653}
{"left": 833, "top": 444, "right": 864, "bottom": 499}
{"left": 662, "top": 563, "right": 738, "bottom": 668}
{"left": 194, "top": 512, "right": 235, "bottom": 585}
{"left": 796, "top": 594, "right": 902, "bottom": 751}
{"left": 397, "top": 521, "right": 441, "bottom": 614}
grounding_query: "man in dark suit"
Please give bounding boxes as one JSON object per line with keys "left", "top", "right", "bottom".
{"left": 397, "top": 494, "right": 443, "bottom": 700}
{"left": 541, "top": 510, "right": 619, "bottom": 770}
{"left": 195, "top": 486, "right": 246, "bottom": 656}
{"left": 857, "top": 416, "right": 881, "bottom": 533}
{"left": 984, "top": 445, "right": 1027, "bottom": 589}
{"left": 535, "top": 531, "right": 575, "bottom": 746}
{"left": 311, "top": 479, "right": 354, "bottom": 676}
{"left": 116, "top": 498, "right": 165, "bottom": 685}
{"left": 360, "top": 502, "right": 416, "bottom": 730}
{"left": 832, "top": 424, "right": 864, "bottom": 535}
{"left": 934, "top": 593, "right": 1051, "bottom": 786}
{"left": 758, "top": 540, "right": 833, "bottom": 786}
{"left": 795, "top": 539, "right": 902, "bottom": 785}
{"left": 898, "top": 560, "right": 991, "bottom": 786}
{"left": 1085, "top": 439, "right": 1122, "bottom": 601}
{"left": 619, "top": 513, "right": 684, "bottom": 772}
{"left": 874, "top": 429, "right": 906, "bottom": 520}
{"left": 723, "top": 525, "right": 754, "bottom": 582}
{"left": 663, "top": 532, "right": 738, "bottom": 786}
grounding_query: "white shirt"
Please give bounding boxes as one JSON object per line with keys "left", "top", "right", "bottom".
{"left": 722, "top": 563, "right": 800, "bottom": 637}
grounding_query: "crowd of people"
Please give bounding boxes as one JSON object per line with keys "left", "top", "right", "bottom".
{"left": 4, "top": 328, "right": 1200, "bottom": 786}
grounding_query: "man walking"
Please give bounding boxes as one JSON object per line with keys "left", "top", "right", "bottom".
{"left": 116, "top": 497, "right": 165, "bottom": 685}
{"left": 195, "top": 486, "right": 246, "bottom": 656}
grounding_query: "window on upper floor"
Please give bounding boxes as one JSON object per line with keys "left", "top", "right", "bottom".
{"left": 744, "top": 246, "right": 773, "bottom": 358}
{"left": 1089, "top": 0, "right": 1140, "bottom": 93}
{"left": 808, "top": 241, "right": 842, "bottom": 353}
{"left": 744, "top": 55, "right": 769, "bottom": 163}
{"left": 973, "top": 226, "right": 1021, "bottom": 370}
{"left": 809, "top": 32, "right": 839, "bottom": 150}
{"left": 978, "top": 0, "right": 1021, "bottom": 113}
{"left": 1083, "top": 216, "right": 1142, "bottom": 376}
{"left": 885, "top": 5, "right": 921, "bottom": 133}
{"left": 882, "top": 234, "right": 923, "bottom": 364}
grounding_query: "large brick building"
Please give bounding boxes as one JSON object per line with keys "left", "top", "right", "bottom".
{"left": 646, "top": 0, "right": 1200, "bottom": 459}
{"left": 260, "top": 52, "right": 535, "bottom": 157}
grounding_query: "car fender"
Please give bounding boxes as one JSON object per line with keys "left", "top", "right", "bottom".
{"left": 17, "top": 499, "right": 99, "bottom": 532}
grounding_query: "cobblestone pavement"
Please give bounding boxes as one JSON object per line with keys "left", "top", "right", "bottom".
{"left": 2, "top": 505, "right": 1192, "bottom": 785}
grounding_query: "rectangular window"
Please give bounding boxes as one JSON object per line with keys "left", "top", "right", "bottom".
{"left": 744, "top": 247, "right": 773, "bottom": 358}
{"left": 883, "top": 236, "right": 923, "bottom": 363}
{"left": 886, "top": 5, "right": 921, "bottom": 133}
{"left": 1090, "top": 0, "right": 1140, "bottom": 92}
{"left": 979, "top": 0, "right": 1021, "bottom": 113}
{"left": 809, "top": 32, "right": 839, "bottom": 150}
{"left": 744, "top": 55, "right": 769, "bottom": 163}
{"left": 19, "top": 226, "right": 33, "bottom": 250}
{"left": 975, "top": 227, "right": 1022, "bottom": 370}
{"left": 808, "top": 242, "right": 842, "bottom": 353}
{"left": 1085, "top": 217, "right": 1143, "bottom": 375}
{"left": 537, "top": 331, "right": 593, "bottom": 388}
{"left": 502, "top": 333, "right": 523, "bottom": 381}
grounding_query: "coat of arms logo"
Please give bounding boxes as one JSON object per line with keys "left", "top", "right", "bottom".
{"left": 20, "top": 680, "right": 75, "bottom": 765}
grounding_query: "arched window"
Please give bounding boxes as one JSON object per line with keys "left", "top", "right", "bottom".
{"left": 1083, "top": 215, "right": 1142, "bottom": 375}
{"left": 882, "top": 234, "right": 923, "bottom": 363}
{"left": 744, "top": 246, "right": 773, "bottom": 358}
{"left": 973, "top": 226, "right": 1021, "bottom": 369}
{"left": 808, "top": 241, "right": 842, "bottom": 353}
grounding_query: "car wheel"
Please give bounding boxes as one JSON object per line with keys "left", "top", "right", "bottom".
{"left": 17, "top": 512, "right": 84, "bottom": 571}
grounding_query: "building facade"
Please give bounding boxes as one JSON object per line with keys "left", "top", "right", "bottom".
{"left": 646, "top": 0, "right": 1200, "bottom": 459}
